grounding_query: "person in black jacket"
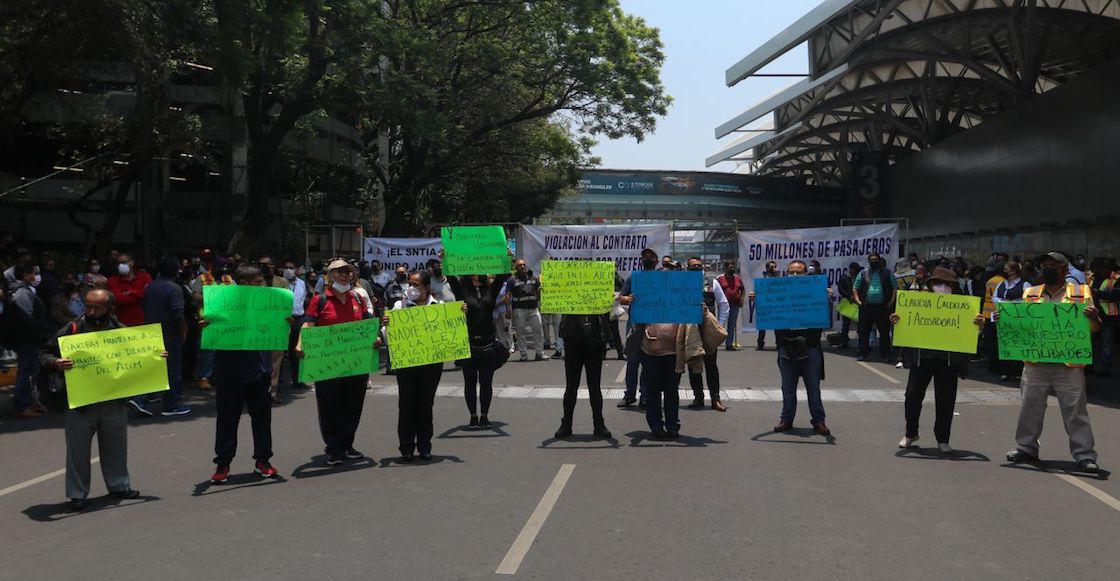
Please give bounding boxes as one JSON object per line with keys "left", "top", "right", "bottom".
{"left": 773, "top": 260, "right": 832, "bottom": 435}
{"left": 6, "top": 263, "right": 55, "bottom": 418}
{"left": 892, "top": 267, "right": 985, "bottom": 454}
{"left": 448, "top": 273, "right": 510, "bottom": 430}
{"left": 554, "top": 314, "right": 613, "bottom": 439}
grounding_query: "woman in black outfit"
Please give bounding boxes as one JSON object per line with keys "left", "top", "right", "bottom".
{"left": 554, "top": 314, "right": 613, "bottom": 439}
{"left": 448, "top": 273, "right": 509, "bottom": 430}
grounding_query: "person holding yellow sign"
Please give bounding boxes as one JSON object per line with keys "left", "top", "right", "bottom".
{"left": 41, "top": 289, "right": 165, "bottom": 511}
{"left": 890, "top": 267, "right": 985, "bottom": 454}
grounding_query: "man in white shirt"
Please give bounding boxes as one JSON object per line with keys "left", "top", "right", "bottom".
{"left": 280, "top": 260, "right": 309, "bottom": 390}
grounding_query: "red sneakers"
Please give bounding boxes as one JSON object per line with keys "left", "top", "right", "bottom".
{"left": 254, "top": 461, "right": 278, "bottom": 478}
{"left": 210, "top": 464, "right": 230, "bottom": 483}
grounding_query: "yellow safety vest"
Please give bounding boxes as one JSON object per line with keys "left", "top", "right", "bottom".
{"left": 982, "top": 275, "right": 1006, "bottom": 318}
{"left": 1023, "top": 283, "right": 1094, "bottom": 368}
{"left": 1098, "top": 273, "right": 1119, "bottom": 317}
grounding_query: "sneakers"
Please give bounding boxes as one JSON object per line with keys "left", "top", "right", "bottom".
{"left": 467, "top": 415, "right": 480, "bottom": 430}
{"left": 255, "top": 461, "right": 278, "bottom": 478}
{"left": 161, "top": 406, "right": 192, "bottom": 416}
{"left": 1078, "top": 459, "right": 1100, "bottom": 473}
{"left": 478, "top": 415, "right": 491, "bottom": 429}
{"left": 938, "top": 443, "right": 953, "bottom": 455}
{"left": 211, "top": 464, "right": 230, "bottom": 483}
{"left": 616, "top": 397, "right": 636, "bottom": 408}
{"left": 128, "top": 400, "right": 154, "bottom": 417}
{"left": 898, "top": 436, "right": 919, "bottom": 448}
{"left": 326, "top": 455, "right": 344, "bottom": 466}
{"left": 534, "top": 352, "right": 549, "bottom": 361}
{"left": 895, "top": 361, "right": 904, "bottom": 369}
{"left": 344, "top": 448, "right": 364, "bottom": 460}
{"left": 198, "top": 377, "right": 213, "bottom": 390}
{"left": 1006, "top": 449, "right": 1039, "bottom": 463}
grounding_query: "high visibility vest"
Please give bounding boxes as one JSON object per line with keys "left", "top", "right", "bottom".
{"left": 1098, "top": 273, "right": 1119, "bottom": 317}
{"left": 982, "top": 275, "right": 1006, "bottom": 318}
{"left": 1023, "top": 283, "right": 1094, "bottom": 368}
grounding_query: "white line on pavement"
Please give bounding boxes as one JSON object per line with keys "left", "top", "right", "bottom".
{"left": 613, "top": 365, "right": 627, "bottom": 385}
{"left": 496, "top": 464, "right": 576, "bottom": 575}
{"left": 857, "top": 361, "right": 902, "bottom": 385}
{"left": 0, "top": 457, "right": 100, "bottom": 498}
{"left": 1052, "top": 472, "right": 1120, "bottom": 512}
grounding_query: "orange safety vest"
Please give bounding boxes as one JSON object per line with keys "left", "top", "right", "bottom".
{"left": 1098, "top": 273, "right": 1119, "bottom": 317}
{"left": 982, "top": 275, "right": 1006, "bottom": 318}
{"left": 1022, "top": 283, "right": 1095, "bottom": 368}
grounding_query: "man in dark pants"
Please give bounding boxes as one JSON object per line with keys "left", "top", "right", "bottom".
{"left": 854, "top": 253, "right": 896, "bottom": 362}
{"left": 140, "top": 257, "right": 189, "bottom": 417}
{"left": 836, "top": 262, "right": 861, "bottom": 348}
{"left": 751, "top": 261, "right": 779, "bottom": 350}
{"left": 298, "top": 259, "right": 373, "bottom": 465}
{"left": 617, "top": 248, "right": 660, "bottom": 408}
{"left": 206, "top": 265, "right": 279, "bottom": 483}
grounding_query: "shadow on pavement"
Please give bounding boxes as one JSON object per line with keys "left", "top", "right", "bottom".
{"left": 377, "top": 455, "right": 464, "bottom": 467}
{"left": 624, "top": 431, "right": 728, "bottom": 448}
{"left": 437, "top": 421, "right": 510, "bottom": 439}
{"left": 895, "top": 448, "right": 990, "bottom": 462}
{"left": 21, "top": 495, "right": 159, "bottom": 522}
{"left": 1000, "top": 460, "right": 1111, "bottom": 481}
{"left": 538, "top": 434, "right": 622, "bottom": 450}
{"left": 192, "top": 473, "right": 287, "bottom": 496}
{"left": 750, "top": 428, "right": 837, "bottom": 445}
{"left": 291, "top": 455, "right": 378, "bottom": 479}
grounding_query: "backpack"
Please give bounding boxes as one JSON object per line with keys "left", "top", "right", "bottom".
{"left": 315, "top": 291, "right": 372, "bottom": 320}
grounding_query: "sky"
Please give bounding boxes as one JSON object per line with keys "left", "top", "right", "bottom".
{"left": 590, "top": 0, "right": 823, "bottom": 172}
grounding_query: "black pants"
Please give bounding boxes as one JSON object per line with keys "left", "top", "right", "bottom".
{"left": 757, "top": 329, "right": 767, "bottom": 348}
{"left": 904, "top": 362, "right": 959, "bottom": 443}
{"left": 214, "top": 379, "right": 273, "bottom": 465}
{"left": 982, "top": 320, "right": 1001, "bottom": 372}
{"left": 840, "top": 316, "right": 852, "bottom": 345}
{"left": 461, "top": 349, "right": 496, "bottom": 416}
{"left": 182, "top": 323, "right": 200, "bottom": 381}
{"left": 858, "top": 304, "right": 892, "bottom": 359}
{"left": 563, "top": 341, "right": 605, "bottom": 422}
{"left": 286, "top": 315, "right": 304, "bottom": 385}
{"left": 397, "top": 364, "right": 442, "bottom": 455}
{"left": 609, "top": 320, "right": 624, "bottom": 352}
{"left": 689, "top": 348, "right": 721, "bottom": 402}
{"left": 314, "top": 375, "right": 368, "bottom": 456}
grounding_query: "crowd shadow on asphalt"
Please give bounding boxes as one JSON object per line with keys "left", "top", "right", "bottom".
{"left": 22, "top": 494, "right": 159, "bottom": 522}
{"left": 290, "top": 455, "right": 379, "bottom": 479}
{"left": 750, "top": 428, "right": 837, "bottom": 445}
{"left": 999, "top": 460, "right": 1111, "bottom": 481}
{"left": 437, "top": 421, "right": 511, "bottom": 439}
{"left": 623, "top": 431, "right": 728, "bottom": 448}
{"left": 192, "top": 473, "right": 288, "bottom": 496}
{"left": 538, "top": 434, "right": 622, "bottom": 450}
{"left": 378, "top": 455, "right": 464, "bottom": 468}
{"left": 895, "top": 448, "right": 990, "bottom": 462}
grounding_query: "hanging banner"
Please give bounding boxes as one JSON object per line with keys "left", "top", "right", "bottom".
{"left": 737, "top": 224, "right": 899, "bottom": 332}
{"left": 362, "top": 238, "right": 442, "bottom": 272}
{"left": 519, "top": 224, "right": 670, "bottom": 278}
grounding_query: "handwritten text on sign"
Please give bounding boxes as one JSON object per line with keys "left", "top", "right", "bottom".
{"left": 201, "top": 285, "right": 294, "bottom": 350}
{"left": 754, "top": 275, "right": 830, "bottom": 330}
{"left": 892, "top": 291, "right": 981, "bottom": 354}
{"left": 997, "top": 302, "right": 1092, "bottom": 364}
{"left": 539, "top": 260, "right": 615, "bottom": 315}
{"left": 629, "top": 271, "right": 703, "bottom": 324}
{"left": 299, "top": 319, "right": 380, "bottom": 383}
{"left": 441, "top": 226, "right": 509, "bottom": 276}
{"left": 58, "top": 323, "right": 169, "bottom": 409}
{"left": 386, "top": 301, "right": 472, "bottom": 369}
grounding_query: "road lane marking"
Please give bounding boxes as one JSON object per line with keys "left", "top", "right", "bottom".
{"left": 0, "top": 457, "right": 100, "bottom": 498}
{"left": 1052, "top": 472, "right": 1120, "bottom": 512}
{"left": 857, "top": 361, "right": 902, "bottom": 385}
{"left": 613, "top": 365, "right": 627, "bottom": 384}
{"left": 496, "top": 464, "right": 576, "bottom": 575}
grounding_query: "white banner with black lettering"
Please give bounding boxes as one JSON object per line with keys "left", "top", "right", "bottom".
{"left": 362, "top": 238, "right": 442, "bottom": 272}
{"left": 519, "top": 224, "right": 671, "bottom": 276}
{"left": 737, "top": 224, "right": 899, "bottom": 332}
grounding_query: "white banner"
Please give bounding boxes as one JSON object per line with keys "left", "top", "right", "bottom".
{"left": 737, "top": 224, "right": 899, "bottom": 332}
{"left": 362, "top": 237, "right": 442, "bottom": 272}
{"left": 519, "top": 224, "right": 671, "bottom": 276}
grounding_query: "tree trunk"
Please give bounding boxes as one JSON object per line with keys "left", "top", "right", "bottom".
{"left": 228, "top": 141, "right": 280, "bottom": 256}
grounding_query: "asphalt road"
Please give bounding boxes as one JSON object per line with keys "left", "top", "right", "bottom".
{"left": 1, "top": 337, "right": 1118, "bottom": 581}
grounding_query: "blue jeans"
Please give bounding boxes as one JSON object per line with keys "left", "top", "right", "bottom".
{"left": 1095, "top": 319, "right": 1117, "bottom": 374}
{"left": 778, "top": 345, "right": 825, "bottom": 424}
{"left": 195, "top": 347, "right": 214, "bottom": 379}
{"left": 725, "top": 306, "right": 740, "bottom": 347}
{"left": 642, "top": 353, "right": 681, "bottom": 433}
{"left": 14, "top": 344, "right": 39, "bottom": 412}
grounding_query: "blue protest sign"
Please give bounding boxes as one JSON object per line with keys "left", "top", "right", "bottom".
{"left": 755, "top": 275, "right": 830, "bottom": 330}
{"left": 630, "top": 271, "right": 703, "bottom": 324}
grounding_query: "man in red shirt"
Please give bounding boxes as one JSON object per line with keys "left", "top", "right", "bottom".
{"left": 716, "top": 261, "right": 745, "bottom": 351}
{"left": 107, "top": 253, "right": 152, "bottom": 327}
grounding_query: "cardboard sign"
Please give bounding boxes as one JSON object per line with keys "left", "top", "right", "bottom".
{"left": 201, "top": 286, "right": 293, "bottom": 350}
{"left": 539, "top": 260, "right": 615, "bottom": 315}
{"left": 629, "top": 271, "right": 703, "bottom": 324}
{"left": 386, "top": 301, "right": 472, "bottom": 369}
{"left": 298, "top": 319, "right": 380, "bottom": 383}
{"left": 754, "top": 275, "right": 830, "bottom": 330}
{"left": 441, "top": 226, "right": 509, "bottom": 275}
{"left": 997, "top": 301, "right": 1092, "bottom": 364}
{"left": 892, "top": 290, "right": 981, "bottom": 354}
{"left": 58, "top": 324, "right": 169, "bottom": 409}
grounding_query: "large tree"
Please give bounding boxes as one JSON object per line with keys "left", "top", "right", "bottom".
{"left": 367, "top": 0, "right": 670, "bottom": 235}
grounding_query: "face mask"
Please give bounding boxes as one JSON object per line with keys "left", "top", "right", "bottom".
{"left": 642, "top": 258, "right": 657, "bottom": 270}
{"left": 86, "top": 314, "right": 109, "bottom": 326}
{"left": 331, "top": 282, "right": 351, "bottom": 294}
{"left": 405, "top": 286, "right": 422, "bottom": 301}
{"left": 688, "top": 265, "right": 702, "bottom": 272}
{"left": 282, "top": 269, "right": 296, "bottom": 280}
{"left": 90, "top": 264, "right": 100, "bottom": 274}
{"left": 932, "top": 284, "right": 952, "bottom": 295}
{"left": 807, "top": 266, "right": 819, "bottom": 274}
{"left": 32, "top": 274, "right": 42, "bottom": 287}
{"left": 396, "top": 273, "right": 407, "bottom": 283}
{"left": 118, "top": 263, "right": 131, "bottom": 276}
{"left": 1041, "top": 267, "right": 1061, "bottom": 285}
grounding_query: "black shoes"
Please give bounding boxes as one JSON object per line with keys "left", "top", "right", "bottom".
{"left": 419, "top": 453, "right": 432, "bottom": 461}
{"left": 555, "top": 419, "right": 573, "bottom": 439}
{"left": 399, "top": 453, "right": 414, "bottom": 463}
{"left": 344, "top": 448, "right": 364, "bottom": 460}
{"left": 650, "top": 430, "right": 673, "bottom": 441}
{"left": 1005, "top": 449, "right": 1039, "bottom": 464}
{"left": 468, "top": 415, "right": 480, "bottom": 430}
{"left": 67, "top": 498, "right": 88, "bottom": 511}
{"left": 326, "top": 455, "right": 344, "bottom": 466}
{"left": 686, "top": 398, "right": 705, "bottom": 410}
{"left": 1078, "top": 459, "right": 1101, "bottom": 474}
{"left": 617, "top": 397, "right": 636, "bottom": 408}
{"left": 479, "top": 415, "right": 491, "bottom": 429}
{"left": 110, "top": 489, "right": 140, "bottom": 500}
{"left": 593, "top": 422, "right": 612, "bottom": 439}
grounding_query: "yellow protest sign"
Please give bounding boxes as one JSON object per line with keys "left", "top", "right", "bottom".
{"left": 539, "top": 260, "right": 615, "bottom": 315}
{"left": 892, "top": 290, "right": 981, "bottom": 354}
{"left": 58, "top": 323, "right": 169, "bottom": 409}
{"left": 385, "top": 301, "right": 471, "bottom": 369}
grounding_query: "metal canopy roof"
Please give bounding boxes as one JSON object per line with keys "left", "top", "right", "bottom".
{"left": 708, "top": 0, "right": 1120, "bottom": 186}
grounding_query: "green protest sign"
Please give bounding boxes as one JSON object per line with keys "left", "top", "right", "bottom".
{"left": 386, "top": 301, "right": 471, "bottom": 369}
{"left": 997, "top": 301, "right": 1092, "bottom": 364}
{"left": 441, "top": 226, "right": 509, "bottom": 275}
{"left": 200, "top": 285, "right": 293, "bottom": 350}
{"left": 298, "top": 319, "right": 381, "bottom": 383}
{"left": 837, "top": 298, "right": 859, "bottom": 322}
{"left": 539, "top": 260, "right": 615, "bottom": 315}
{"left": 892, "top": 290, "right": 981, "bottom": 354}
{"left": 58, "top": 324, "right": 169, "bottom": 409}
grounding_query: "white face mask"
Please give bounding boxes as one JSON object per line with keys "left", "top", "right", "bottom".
{"left": 405, "top": 286, "right": 422, "bottom": 302}
{"left": 118, "top": 263, "right": 131, "bottom": 276}
{"left": 282, "top": 269, "right": 296, "bottom": 281}
{"left": 331, "top": 282, "right": 351, "bottom": 294}
{"left": 932, "top": 284, "right": 952, "bottom": 295}
{"left": 32, "top": 274, "right": 42, "bottom": 287}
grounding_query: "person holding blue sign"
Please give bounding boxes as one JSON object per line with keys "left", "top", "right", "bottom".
{"left": 772, "top": 260, "right": 832, "bottom": 436}
{"left": 685, "top": 258, "right": 729, "bottom": 412}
